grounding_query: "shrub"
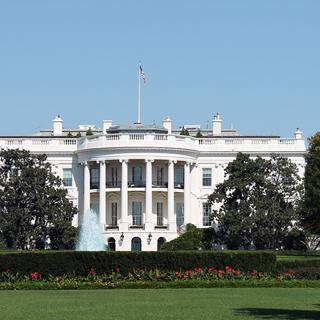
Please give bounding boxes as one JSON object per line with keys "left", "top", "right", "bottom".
{"left": 0, "top": 250, "right": 276, "bottom": 276}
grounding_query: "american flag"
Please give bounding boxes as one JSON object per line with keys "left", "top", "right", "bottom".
{"left": 139, "top": 65, "right": 147, "bottom": 83}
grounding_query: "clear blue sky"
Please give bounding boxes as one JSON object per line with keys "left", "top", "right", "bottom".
{"left": 0, "top": 1, "right": 319, "bottom": 139}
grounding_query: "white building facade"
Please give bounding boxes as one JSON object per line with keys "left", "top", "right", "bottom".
{"left": 0, "top": 114, "right": 306, "bottom": 251}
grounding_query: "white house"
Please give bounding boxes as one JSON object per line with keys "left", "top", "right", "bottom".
{"left": 0, "top": 113, "right": 306, "bottom": 251}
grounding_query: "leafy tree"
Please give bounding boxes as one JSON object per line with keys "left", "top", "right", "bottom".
{"left": 208, "top": 153, "right": 302, "bottom": 250}
{"left": 161, "top": 224, "right": 205, "bottom": 250}
{"left": 196, "top": 129, "right": 203, "bottom": 138}
{"left": 0, "top": 149, "right": 77, "bottom": 250}
{"left": 76, "top": 132, "right": 82, "bottom": 138}
{"left": 282, "top": 228, "right": 307, "bottom": 251}
{"left": 86, "top": 128, "right": 93, "bottom": 136}
{"left": 180, "top": 127, "right": 190, "bottom": 136}
{"left": 66, "top": 132, "right": 74, "bottom": 138}
{"left": 300, "top": 132, "right": 320, "bottom": 249}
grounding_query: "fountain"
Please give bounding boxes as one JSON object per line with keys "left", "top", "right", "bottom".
{"left": 76, "top": 208, "right": 106, "bottom": 251}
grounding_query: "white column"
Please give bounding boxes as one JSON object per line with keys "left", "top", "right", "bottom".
{"left": 145, "top": 159, "right": 153, "bottom": 231}
{"left": 184, "top": 162, "right": 191, "bottom": 224}
{"left": 99, "top": 160, "right": 106, "bottom": 229}
{"left": 120, "top": 159, "right": 128, "bottom": 231}
{"left": 83, "top": 162, "right": 90, "bottom": 215}
{"left": 167, "top": 160, "right": 176, "bottom": 232}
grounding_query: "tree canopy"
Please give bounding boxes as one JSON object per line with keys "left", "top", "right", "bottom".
{"left": 0, "top": 149, "right": 77, "bottom": 250}
{"left": 300, "top": 132, "right": 320, "bottom": 248}
{"left": 208, "top": 153, "right": 302, "bottom": 250}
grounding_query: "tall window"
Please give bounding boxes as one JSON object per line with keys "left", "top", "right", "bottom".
{"left": 111, "top": 167, "right": 118, "bottom": 187}
{"left": 156, "top": 167, "right": 163, "bottom": 186}
{"left": 63, "top": 168, "right": 72, "bottom": 187}
{"left": 202, "top": 203, "right": 211, "bottom": 226}
{"left": 111, "top": 202, "right": 118, "bottom": 226}
{"left": 156, "top": 202, "right": 164, "bottom": 226}
{"left": 176, "top": 202, "right": 184, "bottom": 227}
{"left": 132, "top": 201, "right": 142, "bottom": 225}
{"left": 132, "top": 166, "right": 142, "bottom": 185}
{"left": 202, "top": 168, "right": 212, "bottom": 187}
{"left": 175, "top": 166, "right": 184, "bottom": 187}
{"left": 131, "top": 237, "right": 142, "bottom": 251}
{"left": 90, "top": 168, "right": 100, "bottom": 189}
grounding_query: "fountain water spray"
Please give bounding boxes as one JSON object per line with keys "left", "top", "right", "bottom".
{"left": 76, "top": 208, "right": 106, "bottom": 251}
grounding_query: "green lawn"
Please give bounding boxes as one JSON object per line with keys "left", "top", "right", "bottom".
{"left": 0, "top": 288, "right": 319, "bottom": 320}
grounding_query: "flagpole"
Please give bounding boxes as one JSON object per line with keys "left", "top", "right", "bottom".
{"left": 138, "top": 63, "right": 141, "bottom": 124}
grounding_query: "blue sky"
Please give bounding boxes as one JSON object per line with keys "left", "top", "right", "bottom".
{"left": 0, "top": 1, "right": 319, "bottom": 139}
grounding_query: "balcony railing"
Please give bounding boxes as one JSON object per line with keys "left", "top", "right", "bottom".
{"left": 106, "top": 181, "right": 121, "bottom": 188}
{"left": 128, "top": 180, "right": 146, "bottom": 187}
{"left": 152, "top": 180, "right": 168, "bottom": 188}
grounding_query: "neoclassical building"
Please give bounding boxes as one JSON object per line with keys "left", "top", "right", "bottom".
{"left": 0, "top": 114, "right": 306, "bottom": 251}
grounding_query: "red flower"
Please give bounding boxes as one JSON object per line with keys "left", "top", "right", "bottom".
{"left": 89, "top": 268, "right": 97, "bottom": 276}
{"left": 194, "top": 267, "right": 203, "bottom": 273}
{"left": 250, "top": 269, "right": 258, "bottom": 277}
{"left": 5, "top": 269, "right": 11, "bottom": 273}
{"left": 30, "top": 272, "right": 39, "bottom": 280}
{"left": 208, "top": 267, "right": 217, "bottom": 273}
{"left": 226, "top": 266, "right": 235, "bottom": 273}
{"left": 175, "top": 271, "right": 182, "bottom": 277}
{"left": 233, "top": 270, "right": 241, "bottom": 276}
{"left": 115, "top": 266, "right": 120, "bottom": 273}
{"left": 186, "top": 270, "right": 193, "bottom": 277}
{"left": 218, "top": 270, "right": 225, "bottom": 276}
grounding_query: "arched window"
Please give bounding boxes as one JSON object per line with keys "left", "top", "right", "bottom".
{"left": 157, "top": 237, "right": 166, "bottom": 251}
{"left": 131, "top": 237, "right": 142, "bottom": 252}
{"left": 108, "top": 237, "right": 116, "bottom": 251}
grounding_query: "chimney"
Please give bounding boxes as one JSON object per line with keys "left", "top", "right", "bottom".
{"left": 212, "top": 112, "right": 222, "bottom": 135}
{"left": 294, "top": 128, "right": 303, "bottom": 140}
{"left": 103, "top": 120, "right": 113, "bottom": 133}
{"left": 163, "top": 117, "right": 172, "bottom": 134}
{"left": 53, "top": 115, "right": 63, "bottom": 136}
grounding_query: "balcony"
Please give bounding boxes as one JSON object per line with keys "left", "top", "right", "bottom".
{"left": 128, "top": 180, "right": 146, "bottom": 188}
{"left": 106, "top": 181, "right": 121, "bottom": 188}
{"left": 152, "top": 180, "right": 168, "bottom": 188}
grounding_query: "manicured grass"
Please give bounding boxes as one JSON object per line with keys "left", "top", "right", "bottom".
{"left": 0, "top": 288, "right": 319, "bottom": 320}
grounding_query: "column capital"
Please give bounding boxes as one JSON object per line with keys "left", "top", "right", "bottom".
{"left": 99, "top": 160, "right": 106, "bottom": 165}
{"left": 168, "top": 159, "right": 177, "bottom": 164}
{"left": 119, "top": 159, "right": 129, "bottom": 164}
{"left": 81, "top": 161, "right": 89, "bottom": 167}
{"left": 145, "top": 159, "right": 155, "bottom": 163}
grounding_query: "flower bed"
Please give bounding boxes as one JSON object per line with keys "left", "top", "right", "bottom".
{"left": 1, "top": 265, "right": 320, "bottom": 290}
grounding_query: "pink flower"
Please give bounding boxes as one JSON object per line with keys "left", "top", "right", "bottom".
{"left": 89, "top": 268, "right": 97, "bottom": 276}
{"left": 115, "top": 266, "right": 120, "bottom": 273}
{"left": 30, "top": 272, "right": 39, "bottom": 280}
{"left": 175, "top": 271, "right": 182, "bottom": 277}
{"left": 194, "top": 267, "right": 203, "bottom": 273}
{"left": 208, "top": 267, "right": 217, "bottom": 273}
{"left": 233, "top": 270, "right": 241, "bottom": 276}
{"left": 186, "top": 270, "right": 193, "bottom": 277}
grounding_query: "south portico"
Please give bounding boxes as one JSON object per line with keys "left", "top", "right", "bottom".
{"left": 81, "top": 157, "right": 195, "bottom": 251}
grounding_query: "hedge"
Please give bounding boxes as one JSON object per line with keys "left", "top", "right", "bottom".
{"left": 0, "top": 251, "right": 276, "bottom": 276}
{"left": 276, "top": 259, "right": 320, "bottom": 272}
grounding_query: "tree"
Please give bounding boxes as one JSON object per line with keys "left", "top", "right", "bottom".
{"left": 66, "top": 132, "right": 74, "bottom": 138}
{"left": 300, "top": 132, "right": 320, "bottom": 249}
{"left": 161, "top": 224, "right": 206, "bottom": 250}
{"left": 208, "top": 153, "right": 302, "bottom": 250}
{"left": 86, "top": 128, "right": 93, "bottom": 136}
{"left": 180, "top": 127, "right": 190, "bottom": 136}
{"left": 76, "top": 132, "right": 82, "bottom": 138}
{"left": 0, "top": 149, "right": 77, "bottom": 249}
{"left": 196, "top": 129, "right": 203, "bottom": 138}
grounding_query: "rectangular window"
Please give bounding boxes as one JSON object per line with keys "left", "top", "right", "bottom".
{"left": 156, "top": 202, "right": 164, "bottom": 226}
{"left": 90, "top": 168, "right": 100, "bottom": 189}
{"left": 176, "top": 202, "right": 184, "bottom": 227}
{"left": 175, "top": 166, "right": 184, "bottom": 188}
{"left": 132, "top": 166, "right": 142, "bottom": 185}
{"left": 202, "top": 168, "right": 212, "bottom": 187}
{"left": 202, "top": 203, "right": 211, "bottom": 226}
{"left": 63, "top": 168, "right": 72, "bottom": 187}
{"left": 156, "top": 167, "right": 163, "bottom": 186}
{"left": 111, "top": 167, "right": 118, "bottom": 187}
{"left": 132, "top": 201, "right": 142, "bottom": 225}
{"left": 111, "top": 202, "right": 118, "bottom": 226}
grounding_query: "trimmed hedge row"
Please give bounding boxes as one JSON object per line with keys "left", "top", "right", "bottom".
{"left": 275, "top": 250, "right": 320, "bottom": 257}
{"left": 276, "top": 259, "right": 320, "bottom": 272}
{"left": 0, "top": 251, "right": 276, "bottom": 276}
